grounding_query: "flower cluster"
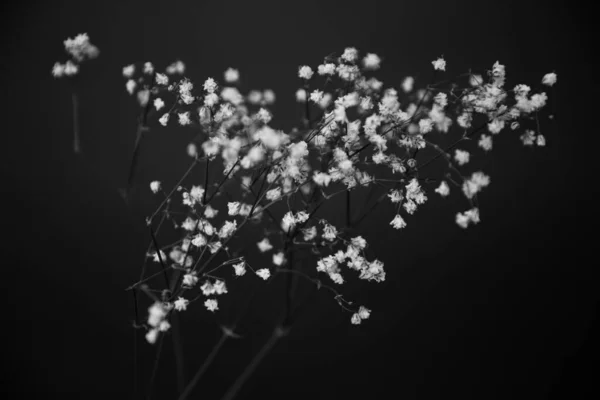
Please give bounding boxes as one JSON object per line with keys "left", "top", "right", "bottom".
{"left": 52, "top": 33, "right": 99, "bottom": 78}
{"left": 56, "top": 42, "right": 554, "bottom": 340}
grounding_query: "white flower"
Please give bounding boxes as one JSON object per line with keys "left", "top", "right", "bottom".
{"left": 351, "top": 313, "right": 362, "bottom": 325}
{"left": 204, "top": 93, "right": 219, "bottom": 107}
{"left": 536, "top": 134, "right": 546, "bottom": 146}
{"left": 298, "top": 65, "right": 314, "bottom": 80}
{"left": 154, "top": 98, "right": 165, "bottom": 111}
{"left": 122, "top": 64, "right": 135, "bottom": 78}
{"left": 213, "top": 280, "right": 228, "bottom": 295}
{"left": 310, "top": 90, "right": 324, "bottom": 103}
{"left": 146, "top": 328, "right": 159, "bottom": 344}
{"left": 256, "top": 268, "right": 271, "bottom": 280}
{"left": 63, "top": 60, "right": 79, "bottom": 76}
{"left": 126, "top": 79, "right": 136, "bottom": 95}
{"left": 233, "top": 261, "right": 246, "bottom": 276}
{"left": 419, "top": 118, "right": 434, "bottom": 134}
{"left": 454, "top": 149, "right": 470, "bottom": 166}
{"left": 341, "top": 47, "right": 359, "bottom": 63}
{"left": 178, "top": 112, "right": 191, "bottom": 126}
{"left": 52, "top": 62, "right": 66, "bottom": 78}
{"left": 322, "top": 223, "right": 338, "bottom": 241}
{"left": 313, "top": 172, "right": 332, "bottom": 187}
{"left": 155, "top": 73, "right": 169, "bottom": 85}
{"left": 218, "top": 220, "right": 237, "bottom": 239}
{"left": 282, "top": 211, "right": 296, "bottom": 232}
{"left": 158, "top": 320, "right": 171, "bottom": 332}
{"left": 257, "top": 238, "right": 273, "bottom": 252}
{"left": 159, "top": 113, "right": 170, "bottom": 126}
{"left": 317, "top": 63, "right": 336, "bottom": 75}
{"left": 295, "top": 88, "right": 307, "bottom": 102}
{"left": 147, "top": 302, "right": 167, "bottom": 328}
{"left": 362, "top": 53, "right": 381, "bottom": 70}
{"left": 432, "top": 57, "right": 446, "bottom": 71}
{"left": 478, "top": 134, "right": 493, "bottom": 151}
{"left": 295, "top": 211, "right": 309, "bottom": 224}
{"left": 390, "top": 214, "right": 406, "bottom": 229}
{"left": 204, "top": 205, "right": 219, "bottom": 219}
{"left": 435, "top": 181, "right": 450, "bottom": 197}
{"left": 462, "top": 171, "right": 490, "bottom": 199}
{"left": 456, "top": 208, "right": 480, "bottom": 228}
{"left": 143, "top": 62, "right": 154, "bottom": 75}
{"left": 182, "top": 273, "right": 199, "bottom": 287}
{"left": 303, "top": 226, "right": 317, "bottom": 241}
{"left": 224, "top": 68, "right": 240, "bottom": 83}
{"left": 204, "top": 299, "right": 219, "bottom": 312}
{"left": 263, "top": 89, "right": 276, "bottom": 104}
{"left": 166, "top": 60, "right": 186, "bottom": 75}
{"left": 358, "top": 306, "right": 371, "bottom": 319}
{"left": 228, "top": 202, "right": 241, "bottom": 216}
{"left": 402, "top": 76, "right": 414, "bottom": 93}
{"left": 388, "top": 190, "right": 403, "bottom": 203}
{"left": 150, "top": 181, "right": 161, "bottom": 194}
{"left": 174, "top": 297, "right": 189, "bottom": 311}
{"left": 203, "top": 77, "right": 218, "bottom": 93}
{"left": 256, "top": 108, "right": 272, "bottom": 124}
{"left": 542, "top": 72, "right": 557, "bottom": 87}
{"left": 272, "top": 252, "right": 286, "bottom": 266}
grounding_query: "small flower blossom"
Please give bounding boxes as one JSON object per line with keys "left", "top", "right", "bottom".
{"left": 233, "top": 261, "right": 246, "bottom": 276}
{"left": 318, "top": 63, "right": 336, "bottom": 75}
{"left": 542, "top": 72, "right": 557, "bottom": 87}
{"left": 362, "top": 53, "right": 381, "bottom": 70}
{"left": 154, "top": 98, "right": 165, "bottom": 111}
{"left": 295, "top": 88, "right": 307, "bottom": 102}
{"left": 435, "top": 181, "right": 450, "bottom": 197}
{"left": 454, "top": 149, "right": 470, "bottom": 166}
{"left": 126, "top": 79, "right": 136, "bottom": 95}
{"left": 402, "top": 76, "right": 414, "bottom": 93}
{"left": 358, "top": 306, "right": 371, "bottom": 319}
{"left": 351, "top": 313, "right": 362, "bottom": 325}
{"left": 204, "top": 299, "right": 219, "bottom": 312}
{"left": 155, "top": 73, "right": 169, "bottom": 85}
{"left": 203, "top": 77, "right": 218, "bottom": 93}
{"left": 272, "top": 252, "right": 286, "bottom": 266}
{"left": 478, "top": 134, "right": 493, "bottom": 151}
{"left": 228, "top": 202, "right": 241, "bottom": 216}
{"left": 341, "top": 47, "right": 359, "bottom": 63}
{"left": 122, "top": 64, "right": 135, "bottom": 78}
{"left": 159, "top": 113, "right": 169, "bottom": 126}
{"left": 143, "top": 62, "right": 154, "bottom": 75}
{"left": 456, "top": 208, "right": 480, "bottom": 228}
{"left": 432, "top": 57, "right": 446, "bottom": 71}
{"left": 204, "top": 205, "right": 219, "bottom": 219}
{"left": 174, "top": 297, "right": 189, "bottom": 311}
{"left": 146, "top": 328, "right": 159, "bottom": 344}
{"left": 183, "top": 273, "right": 199, "bottom": 288}
{"left": 256, "top": 268, "right": 271, "bottom": 280}
{"left": 390, "top": 214, "right": 407, "bottom": 229}
{"left": 178, "top": 112, "right": 191, "bottom": 126}
{"left": 310, "top": 90, "right": 324, "bottom": 103}
{"left": 298, "top": 65, "right": 314, "bottom": 80}
{"left": 224, "top": 68, "right": 240, "bottom": 83}
{"left": 149, "top": 181, "right": 161, "bottom": 194}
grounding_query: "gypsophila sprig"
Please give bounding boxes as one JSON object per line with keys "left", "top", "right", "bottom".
{"left": 71, "top": 43, "right": 560, "bottom": 400}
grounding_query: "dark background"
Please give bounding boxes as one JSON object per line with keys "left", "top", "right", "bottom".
{"left": 1, "top": 0, "right": 597, "bottom": 399}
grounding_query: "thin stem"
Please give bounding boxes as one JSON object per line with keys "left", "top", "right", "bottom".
{"left": 219, "top": 326, "right": 287, "bottom": 400}
{"left": 177, "top": 331, "right": 228, "bottom": 400}
{"left": 72, "top": 90, "right": 81, "bottom": 154}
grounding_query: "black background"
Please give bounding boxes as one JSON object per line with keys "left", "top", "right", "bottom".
{"left": 1, "top": 0, "right": 597, "bottom": 399}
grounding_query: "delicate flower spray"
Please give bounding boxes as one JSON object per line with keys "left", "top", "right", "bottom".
{"left": 54, "top": 40, "right": 557, "bottom": 399}
{"left": 52, "top": 33, "right": 100, "bottom": 154}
